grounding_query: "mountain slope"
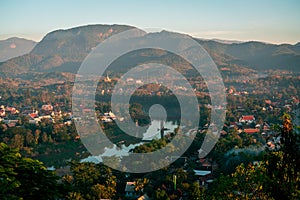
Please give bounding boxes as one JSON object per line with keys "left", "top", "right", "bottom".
{"left": 31, "top": 24, "right": 135, "bottom": 57}
{"left": 0, "top": 54, "right": 43, "bottom": 75}
{"left": 0, "top": 37, "right": 36, "bottom": 62}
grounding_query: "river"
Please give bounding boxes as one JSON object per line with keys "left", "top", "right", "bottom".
{"left": 81, "top": 120, "right": 178, "bottom": 163}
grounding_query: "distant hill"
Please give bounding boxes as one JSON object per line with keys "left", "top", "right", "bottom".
{"left": 196, "top": 40, "right": 300, "bottom": 71}
{"left": 0, "top": 37, "right": 36, "bottom": 62}
{"left": 211, "top": 39, "right": 243, "bottom": 44}
{"left": 0, "top": 25, "right": 134, "bottom": 75}
{"left": 0, "top": 24, "right": 299, "bottom": 77}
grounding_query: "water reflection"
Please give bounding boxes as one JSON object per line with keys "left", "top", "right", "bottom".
{"left": 81, "top": 120, "right": 178, "bottom": 163}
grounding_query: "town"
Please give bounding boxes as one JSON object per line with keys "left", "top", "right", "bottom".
{"left": 0, "top": 70, "right": 299, "bottom": 199}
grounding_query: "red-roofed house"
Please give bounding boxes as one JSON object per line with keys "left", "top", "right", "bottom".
{"left": 28, "top": 113, "right": 38, "bottom": 118}
{"left": 243, "top": 128, "right": 260, "bottom": 134}
{"left": 6, "top": 107, "right": 18, "bottom": 114}
{"left": 239, "top": 115, "right": 255, "bottom": 123}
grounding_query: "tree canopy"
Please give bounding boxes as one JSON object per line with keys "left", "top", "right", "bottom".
{"left": 0, "top": 142, "right": 63, "bottom": 200}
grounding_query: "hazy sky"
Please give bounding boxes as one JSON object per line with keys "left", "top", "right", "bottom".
{"left": 1, "top": 0, "right": 299, "bottom": 44}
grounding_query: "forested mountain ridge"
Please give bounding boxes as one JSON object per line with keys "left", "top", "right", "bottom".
{"left": 0, "top": 24, "right": 299, "bottom": 78}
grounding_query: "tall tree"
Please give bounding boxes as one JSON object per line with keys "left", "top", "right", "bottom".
{"left": 0, "top": 142, "right": 63, "bottom": 199}
{"left": 153, "top": 189, "right": 170, "bottom": 200}
{"left": 11, "top": 134, "right": 24, "bottom": 149}
{"left": 265, "top": 114, "right": 300, "bottom": 199}
{"left": 25, "top": 130, "right": 34, "bottom": 147}
{"left": 66, "top": 162, "right": 117, "bottom": 199}
{"left": 134, "top": 178, "right": 149, "bottom": 195}
{"left": 188, "top": 182, "right": 205, "bottom": 200}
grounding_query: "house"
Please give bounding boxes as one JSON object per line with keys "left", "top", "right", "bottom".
{"left": 229, "top": 122, "right": 238, "bottom": 129}
{"left": 136, "top": 80, "right": 143, "bottom": 84}
{"left": 5, "top": 106, "right": 18, "bottom": 114}
{"left": 2, "top": 117, "right": 18, "bottom": 126}
{"left": 82, "top": 108, "right": 93, "bottom": 113}
{"left": 6, "top": 123, "right": 17, "bottom": 128}
{"left": 137, "top": 194, "right": 150, "bottom": 200}
{"left": 263, "top": 124, "right": 270, "bottom": 131}
{"left": 265, "top": 99, "right": 272, "bottom": 105}
{"left": 42, "top": 104, "right": 53, "bottom": 111}
{"left": 101, "top": 111, "right": 116, "bottom": 122}
{"left": 107, "top": 111, "right": 116, "bottom": 120}
{"left": 38, "top": 115, "right": 53, "bottom": 123}
{"left": 126, "top": 78, "right": 134, "bottom": 82}
{"left": 193, "top": 170, "right": 213, "bottom": 186}
{"left": 267, "top": 141, "right": 276, "bottom": 150}
{"left": 28, "top": 117, "right": 39, "bottom": 124}
{"left": 0, "top": 109, "right": 5, "bottom": 117}
{"left": 104, "top": 74, "right": 111, "bottom": 82}
{"left": 125, "top": 181, "right": 138, "bottom": 198}
{"left": 28, "top": 112, "right": 38, "bottom": 118}
{"left": 197, "top": 158, "right": 212, "bottom": 170}
{"left": 239, "top": 115, "right": 255, "bottom": 123}
{"left": 100, "top": 116, "right": 113, "bottom": 122}
{"left": 243, "top": 128, "right": 260, "bottom": 134}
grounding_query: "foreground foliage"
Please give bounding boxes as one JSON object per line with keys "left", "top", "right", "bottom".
{"left": 209, "top": 115, "right": 300, "bottom": 199}
{"left": 0, "top": 143, "right": 64, "bottom": 200}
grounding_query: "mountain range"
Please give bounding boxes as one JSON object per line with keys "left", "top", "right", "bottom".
{"left": 0, "top": 24, "right": 299, "bottom": 78}
{"left": 0, "top": 37, "right": 36, "bottom": 62}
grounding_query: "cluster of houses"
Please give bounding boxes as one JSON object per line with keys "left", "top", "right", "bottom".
{"left": 99, "top": 111, "right": 117, "bottom": 122}
{"left": 79, "top": 106, "right": 119, "bottom": 123}
{"left": 0, "top": 104, "right": 61, "bottom": 127}
{"left": 0, "top": 102, "right": 122, "bottom": 128}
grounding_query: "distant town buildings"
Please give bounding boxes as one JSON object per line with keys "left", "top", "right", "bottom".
{"left": 104, "top": 74, "right": 111, "bottom": 82}
{"left": 41, "top": 104, "right": 53, "bottom": 111}
{"left": 239, "top": 115, "right": 255, "bottom": 124}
